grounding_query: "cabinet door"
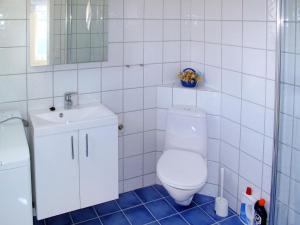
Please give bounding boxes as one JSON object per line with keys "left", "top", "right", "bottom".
{"left": 79, "top": 125, "right": 118, "bottom": 208}
{"left": 34, "top": 131, "right": 80, "bottom": 219}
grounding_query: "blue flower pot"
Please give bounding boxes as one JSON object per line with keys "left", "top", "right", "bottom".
{"left": 180, "top": 68, "right": 199, "bottom": 88}
{"left": 181, "top": 79, "right": 197, "bottom": 88}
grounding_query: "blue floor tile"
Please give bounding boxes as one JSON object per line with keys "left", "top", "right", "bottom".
{"left": 94, "top": 200, "right": 120, "bottom": 216}
{"left": 117, "top": 191, "right": 142, "bottom": 209}
{"left": 45, "top": 213, "right": 72, "bottom": 225}
{"left": 100, "top": 211, "right": 130, "bottom": 225}
{"left": 124, "top": 205, "right": 155, "bottom": 225}
{"left": 219, "top": 216, "right": 243, "bottom": 225}
{"left": 134, "top": 186, "right": 161, "bottom": 203}
{"left": 181, "top": 207, "right": 215, "bottom": 225}
{"left": 153, "top": 185, "right": 169, "bottom": 197}
{"left": 146, "top": 199, "right": 176, "bottom": 220}
{"left": 77, "top": 218, "right": 102, "bottom": 225}
{"left": 165, "top": 196, "right": 197, "bottom": 212}
{"left": 193, "top": 194, "right": 215, "bottom": 205}
{"left": 159, "top": 215, "right": 188, "bottom": 225}
{"left": 200, "top": 202, "right": 235, "bottom": 222}
{"left": 33, "top": 217, "right": 45, "bottom": 225}
{"left": 70, "top": 207, "right": 97, "bottom": 223}
{"left": 35, "top": 185, "right": 239, "bottom": 225}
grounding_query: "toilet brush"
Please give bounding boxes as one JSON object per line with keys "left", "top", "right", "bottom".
{"left": 215, "top": 167, "right": 229, "bottom": 217}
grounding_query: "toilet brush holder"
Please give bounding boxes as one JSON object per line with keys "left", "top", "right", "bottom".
{"left": 215, "top": 197, "right": 228, "bottom": 217}
{"left": 215, "top": 167, "right": 229, "bottom": 217}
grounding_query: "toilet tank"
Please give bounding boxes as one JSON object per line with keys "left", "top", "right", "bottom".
{"left": 164, "top": 106, "right": 207, "bottom": 158}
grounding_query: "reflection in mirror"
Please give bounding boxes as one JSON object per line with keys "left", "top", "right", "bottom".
{"left": 30, "top": 0, "right": 108, "bottom": 66}
{"left": 30, "top": 0, "right": 49, "bottom": 66}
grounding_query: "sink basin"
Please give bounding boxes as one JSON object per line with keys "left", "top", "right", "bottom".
{"left": 33, "top": 105, "right": 112, "bottom": 124}
{"left": 30, "top": 104, "right": 118, "bottom": 136}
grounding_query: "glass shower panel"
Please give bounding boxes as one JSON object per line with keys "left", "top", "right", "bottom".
{"left": 273, "top": 0, "right": 300, "bottom": 224}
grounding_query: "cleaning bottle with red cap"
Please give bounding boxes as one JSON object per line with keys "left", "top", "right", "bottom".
{"left": 254, "top": 198, "right": 267, "bottom": 225}
{"left": 239, "top": 187, "right": 255, "bottom": 225}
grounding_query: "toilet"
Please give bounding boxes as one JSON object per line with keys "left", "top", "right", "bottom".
{"left": 156, "top": 105, "right": 208, "bottom": 206}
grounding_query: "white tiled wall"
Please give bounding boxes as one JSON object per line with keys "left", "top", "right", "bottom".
{"left": 0, "top": 0, "right": 277, "bottom": 212}
{"left": 0, "top": 0, "right": 189, "bottom": 193}
{"left": 182, "top": 0, "right": 276, "bottom": 212}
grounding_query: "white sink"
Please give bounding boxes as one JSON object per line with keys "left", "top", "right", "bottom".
{"left": 33, "top": 105, "right": 112, "bottom": 124}
{"left": 30, "top": 104, "right": 118, "bottom": 136}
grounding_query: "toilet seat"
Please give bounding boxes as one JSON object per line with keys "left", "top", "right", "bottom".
{"left": 157, "top": 149, "right": 207, "bottom": 190}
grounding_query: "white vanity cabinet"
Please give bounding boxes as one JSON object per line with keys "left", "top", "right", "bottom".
{"left": 30, "top": 104, "right": 119, "bottom": 220}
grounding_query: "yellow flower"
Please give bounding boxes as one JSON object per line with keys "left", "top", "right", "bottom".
{"left": 178, "top": 70, "right": 203, "bottom": 82}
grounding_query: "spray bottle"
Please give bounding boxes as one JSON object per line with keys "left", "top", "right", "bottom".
{"left": 239, "top": 187, "right": 255, "bottom": 225}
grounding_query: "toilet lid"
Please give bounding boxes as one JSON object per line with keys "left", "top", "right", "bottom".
{"left": 157, "top": 149, "right": 207, "bottom": 189}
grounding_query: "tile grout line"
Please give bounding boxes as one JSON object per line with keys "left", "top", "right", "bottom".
{"left": 195, "top": 204, "right": 217, "bottom": 224}
{"left": 121, "top": 0, "right": 125, "bottom": 193}
{"left": 234, "top": 0, "right": 245, "bottom": 212}
{"left": 260, "top": 0, "right": 270, "bottom": 200}
{"left": 131, "top": 188, "right": 161, "bottom": 224}
{"left": 154, "top": 186, "right": 199, "bottom": 224}
{"left": 91, "top": 204, "right": 104, "bottom": 225}
{"left": 218, "top": 0, "right": 224, "bottom": 200}
{"left": 68, "top": 211, "right": 75, "bottom": 225}
{"left": 114, "top": 199, "right": 134, "bottom": 225}
{"left": 142, "top": 0, "right": 146, "bottom": 188}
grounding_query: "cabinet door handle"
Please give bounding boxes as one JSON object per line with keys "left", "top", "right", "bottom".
{"left": 71, "top": 136, "right": 74, "bottom": 160}
{"left": 85, "top": 134, "right": 89, "bottom": 157}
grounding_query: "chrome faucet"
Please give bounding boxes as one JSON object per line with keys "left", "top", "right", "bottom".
{"left": 64, "top": 92, "right": 77, "bottom": 109}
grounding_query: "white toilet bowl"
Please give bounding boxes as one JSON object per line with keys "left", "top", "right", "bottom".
{"left": 157, "top": 149, "right": 207, "bottom": 206}
{"left": 162, "top": 182, "right": 202, "bottom": 206}
{"left": 157, "top": 106, "right": 208, "bottom": 206}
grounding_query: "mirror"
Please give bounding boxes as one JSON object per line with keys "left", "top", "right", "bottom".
{"left": 30, "top": 0, "right": 108, "bottom": 66}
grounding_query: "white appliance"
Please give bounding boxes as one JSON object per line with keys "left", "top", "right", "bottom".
{"left": 0, "top": 111, "right": 33, "bottom": 225}
{"left": 156, "top": 106, "right": 208, "bottom": 206}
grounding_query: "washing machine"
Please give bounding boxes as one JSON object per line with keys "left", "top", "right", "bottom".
{"left": 0, "top": 111, "right": 33, "bottom": 225}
